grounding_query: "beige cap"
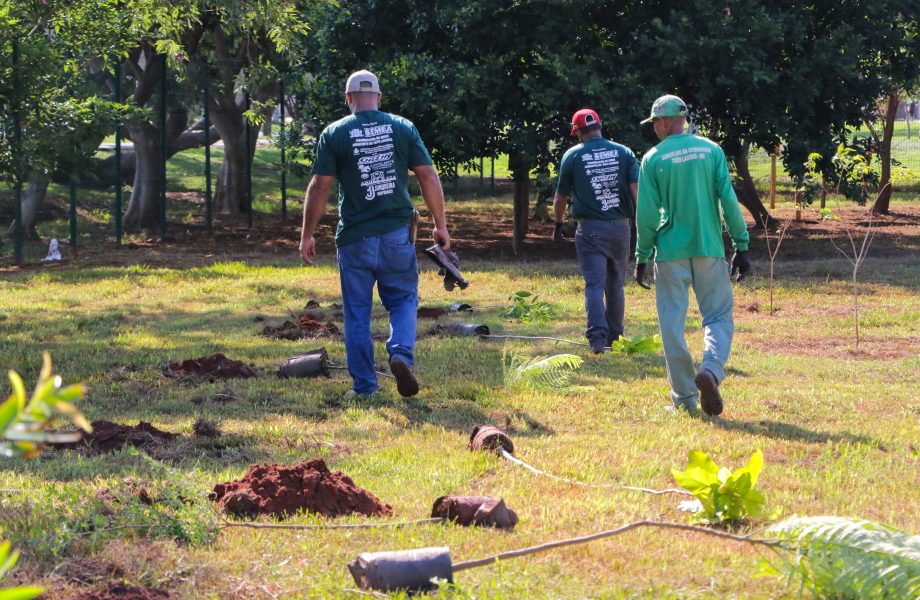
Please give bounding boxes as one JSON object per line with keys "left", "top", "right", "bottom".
{"left": 345, "top": 70, "right": 380, "bottom": 94}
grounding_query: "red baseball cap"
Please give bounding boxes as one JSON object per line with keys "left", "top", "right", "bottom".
{"left": 570, "top": 108, "right": 601, "bottom": 136}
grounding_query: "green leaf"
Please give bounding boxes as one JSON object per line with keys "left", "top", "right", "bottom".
{"left": 0, "top": 541, "right": 16, "bottom": 577}
{"left": 6, "top": 372, "right": 25, "bottom": 408}
{"left": 746, "top": 449, "right": 764, "bottom": 486}
{"left": 687, "top": 450, "right": 719, "bottom": 475}
{"left": 0, "top": 587, "right": 46, "bottom": 600}
{"left": 0, "top": 398, "right": 19, "bottom": 436}
{"left": 671, "top": 466, "right": 717, "bottom": 496}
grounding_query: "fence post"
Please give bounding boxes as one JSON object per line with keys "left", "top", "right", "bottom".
{"left": 159, "top": 54, "right": 167, "bottom": 238}
{"left": 11, "top": 39, "right": 23, "bottom": 264}
{"left": 453, "top": 165, "right": 459, "bottom": 197}
{"left": 279, "top": 80, "right": 287, "bottom": 221}
{"left": 245, "top": 91, "right": 253, "bottom": 228}
{"left": 769, "top": 148, "right": 777, "bottom": 210}
{"left": 203, "top": 66, "right": 212, "bottom": 234}
{"left": 479, "top": 157, "right": 484, "bottom": 195}
{"left": 69, "top": 178, "right": 78, "bottom": 254}
{"left": 114, "top": 61, "right": 123, "bottom": 244}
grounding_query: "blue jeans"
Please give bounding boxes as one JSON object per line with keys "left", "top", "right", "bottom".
{"left": 337, "top": 226, "right": 419, "bottom": 395}
{"left": 654, "top": 257, "right": 734, "bottom": 409}
{"left": 574, "top": 219, "right": 631, "bottom": 343}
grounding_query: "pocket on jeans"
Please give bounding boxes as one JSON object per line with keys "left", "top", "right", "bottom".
{"left": 337, "top": 240, "right": 366, "bottom": 270}
{"left": 383, "top": 242, "right": 415, "bottom": 273}
{"left": 381, "top": 227, "right": 411, "bottom": 247}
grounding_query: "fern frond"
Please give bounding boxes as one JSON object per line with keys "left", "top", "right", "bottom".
{"left": 503, "top": 354, "right": 583, "bottom": 389}
{"left": 762, "top": 516, "right": 920, "bottom": 599}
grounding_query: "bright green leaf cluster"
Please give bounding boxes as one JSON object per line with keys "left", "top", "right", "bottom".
{"left": 609, "top": 334, "right": 662, "bottom": 355}
{"left": 671, "top": 449, "right": 766, "bottom": 525}
{"left": 502, "top": 290, "right": 552, "bottom": 322}
{"left": 1, "top": 353, "right": 91, "bottom": 458}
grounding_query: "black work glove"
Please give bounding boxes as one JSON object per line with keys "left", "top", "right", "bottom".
{"left": 634, "top": 262, "right": 652, "bottom": 290}
{"left": 731, "top": 250, "right": 752, "bottom": 282}
{"left": 552, "top": 221, "right": 564, "bottom": 243}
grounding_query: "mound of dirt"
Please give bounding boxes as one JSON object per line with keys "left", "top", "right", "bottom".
{"left": 60, "top": 420, "right": 177, "bottom": 454}
{"left": 262, "top": 313, "right": 340, "bottom": 340}
{"left": 67, "top": 581, "right": 169, "bottom": 600}
{"left": 417, "top": 307, "right": 448, "bottom": 319}
{"left": 164, "top": 353, "right": 258, "bottom": 380}
{"left": 209, "top": 459, "right": 393, "bottom": 519}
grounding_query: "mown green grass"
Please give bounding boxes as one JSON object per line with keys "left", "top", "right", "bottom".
{"left": 1, "top": 198, "right": 918, "bottom": 598}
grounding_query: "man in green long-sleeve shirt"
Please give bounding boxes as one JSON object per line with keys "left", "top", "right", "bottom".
{"left": 634, "top": 94, "right": 752, "bottom": 415}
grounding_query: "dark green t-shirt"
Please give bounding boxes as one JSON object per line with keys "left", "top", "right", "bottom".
{"left": 312, "top": 110, "right": 433, "bottom": 247}
{"left": 555, "top": 137, "right": 639, "bottom": 221}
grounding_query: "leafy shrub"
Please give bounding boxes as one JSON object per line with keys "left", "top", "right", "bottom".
{"left": 2, "top": 353, "right": 91, "bottom": 458}
{"left": 671, "top": 449, "right": 766, "bottom": 525}
{"left": 609, "top": 334, "right": 662, "bottom": 355}
{"left": 502, "top": 291, "right": 552, "bottom": 322}
{"left": 1, "top": 353, "right": 91, "bottom": 599}
{"left": 502, "top": 353, "right": 583, "bottom": 390}
{"left": 762, "top": 516, "right": 920, "bottom": 599}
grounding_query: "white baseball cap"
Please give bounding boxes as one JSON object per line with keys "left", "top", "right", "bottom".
{"left": 345, "top": 70, "right": 380, "bottom": 94}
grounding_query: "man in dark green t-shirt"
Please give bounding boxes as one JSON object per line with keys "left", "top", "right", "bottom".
{"left": 299, "top": 70, "right": 451, "bottom": 398}
{"left": 553, "top": 108, "right": 639, "bottom": 354}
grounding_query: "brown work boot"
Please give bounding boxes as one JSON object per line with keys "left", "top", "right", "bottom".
{"left": 695, "top": 370, "right": 724, "bottom": 416}
{"left": 389, "top": 358, "right": 419, "bottom": 397}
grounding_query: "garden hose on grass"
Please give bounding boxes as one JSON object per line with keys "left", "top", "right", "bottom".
{"left": 470, "top": 425, "right": 691, "bottom": 496}
{"left": 496, "top": 447, "right": 690, "bottom": 495}
{"left": 349, "top": 520, "right": 774, "bottom": 592}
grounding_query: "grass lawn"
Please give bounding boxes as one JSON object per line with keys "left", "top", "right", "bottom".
{"left": 0, "top": 189, "right": 918, "bottom": 598}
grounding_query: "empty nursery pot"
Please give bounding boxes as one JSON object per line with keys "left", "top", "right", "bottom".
{"left": 277, "top": 348, "right": 330, "bottom": 378}
{"left": 444, "top": 322, "right": 490, "bottom": 337}
{"left": 348, "top": 547, "right": 453, "bottom": 592}
{"left": 469, "top": 425, "right": 514, "bottom": 454}
{"left": 448, "top": 303, "right": 473, "bottom": 313}
{"left": 431, "top": 496, "right": 519, "bottom": 530}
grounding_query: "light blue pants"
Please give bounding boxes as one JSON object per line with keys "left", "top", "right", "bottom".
{"left": 654, "top": 257, "right": 734, "bottom": 409}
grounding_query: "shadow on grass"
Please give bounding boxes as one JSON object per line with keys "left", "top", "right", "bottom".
{"left": 712, "top": 418, "right": 878, "bottom": 446}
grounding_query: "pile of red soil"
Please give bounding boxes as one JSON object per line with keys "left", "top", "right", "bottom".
{"left": 164, "top": 353, "right": 258, "bottom": 380}
{"left": 59, "top": 420, "right": 177, "bottom": 454}
{"left": 417, "top": 307, "right": 447, "bottom": 319}
{"left": 67, "top": 582, "right": 169, "bottom": 600}
{"left": 262, "top": 313, "right": 340, "bottom": 340}
{"left": 209, "top": 459, "right": 393, "bottom": 519}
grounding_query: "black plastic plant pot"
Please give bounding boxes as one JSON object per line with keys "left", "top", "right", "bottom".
{"left": 277, "top": 348, "right": 330, "bottom": 378}
{"left": 348, "top": 547, "right": 453, "bottom": 592}
{"left": 468, "top": 425, "right": 514, "bottom": 454}
{"left": 431, "top": 495, "right": 519, "bottom": 530}
{"left": 448, "top": 303, "right": 473, "bottom": 313}
{"left": 444, "top": 322, "right": 490, "bottom": 337}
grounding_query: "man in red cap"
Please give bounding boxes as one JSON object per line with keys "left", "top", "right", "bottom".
{"left": 553, "top": 108, "right": 640, "bottom": 354}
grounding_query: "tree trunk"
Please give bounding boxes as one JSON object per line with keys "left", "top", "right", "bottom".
{"left": 7, "top": 173, "right": 47, "bottom": 240}
{"left": 208, "top": 89, "right": 253, "bottom": 214}
{"left": 870, "top": 92, "right": 899, "bottom": 215}
{"left": 122, "top": 126, "right": 162, "bottom": 230}
{"left": 214, "top": 135, "right": 250, "bottom": 213}
{"left": 730, "top": 143, "right": 774, "bottom": 228}
{"left": 508, "top": 152, "right": 531, "bottom": 254}
{"left": 87, "top": 126, "right": 220, "bottom": 188}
